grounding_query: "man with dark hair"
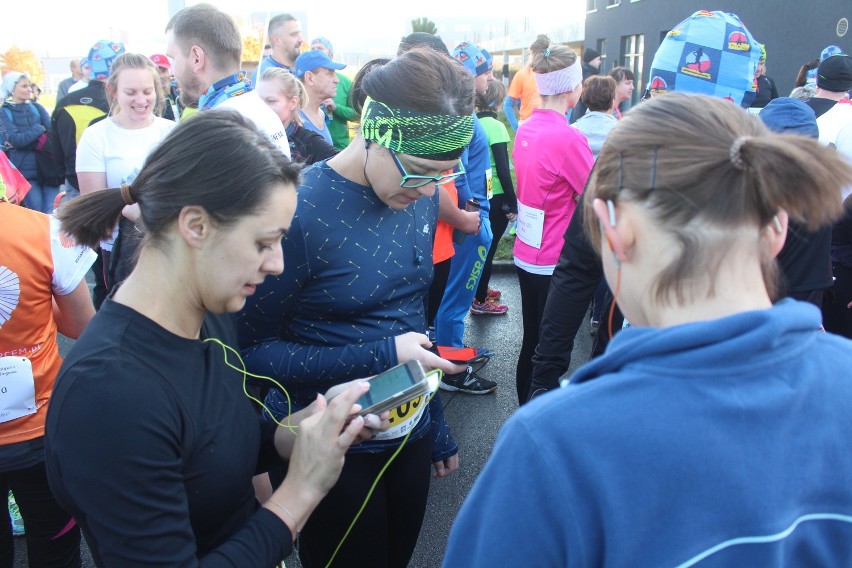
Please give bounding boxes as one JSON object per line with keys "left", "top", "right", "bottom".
{"left": 165, "top": 3, "right": 289, "bottom": 157}
{"left": 251, "top": 13, "right": 303, "bottom": 83}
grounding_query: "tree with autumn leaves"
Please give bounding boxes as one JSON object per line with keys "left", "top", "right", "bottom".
{"left": 1, "top": 46, "right": 44, "bottom": 86}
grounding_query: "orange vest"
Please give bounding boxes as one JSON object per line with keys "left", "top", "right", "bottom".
{"left": 0, "top": 203, "right": 64, "bottom": 444}
{"left": 433, "top": 180, "right": 459, "bottom": 264}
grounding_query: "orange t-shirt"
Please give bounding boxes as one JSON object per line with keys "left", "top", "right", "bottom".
{"left": 508, "top": 66, "right": 542, "bottom": 122}
{"left": 0, "top": 203, "right": 95, "bottom": 444}
{"left": 433, "top": 179, "right": 459, "bottom": 265}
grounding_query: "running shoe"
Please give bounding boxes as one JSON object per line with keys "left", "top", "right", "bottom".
{"left": 470, "top": 299, "right": 508, "bottom": 315}
{"left": 8, "top": 491, "right": 24, "bottom": 537}
{"left": 486, "top": 287, "right": 502, "bottom": 301}
{"left": 440, "top": 366, "right": 497, "bottom": 394}
{"left": 508, "top": 221, "right": 517, "bottom": 236}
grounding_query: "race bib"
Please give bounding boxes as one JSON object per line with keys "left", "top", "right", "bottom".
{"left": 371, "top": 393, "right": 429, "bottom": 441}
{"left": 517, "top": 201, "right": 545, "bottom": 249}
{"left": 0, "top": 357, "right": 36, "bottom": 424}
{"left": 485, "top": 169, "right": 493, "bottom": 200}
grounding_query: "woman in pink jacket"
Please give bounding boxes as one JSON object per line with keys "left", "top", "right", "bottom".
{"left": 512, "top": 36, "right": 594, "bottom": 404}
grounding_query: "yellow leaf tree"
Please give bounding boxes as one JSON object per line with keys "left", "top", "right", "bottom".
{"left": 242, "top": 35, "right": 262, "bottom": 64}
{"left": 1, "top": 46, "right": 44, "bottom": 86}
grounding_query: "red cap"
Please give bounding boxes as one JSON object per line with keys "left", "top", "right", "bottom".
{"left": 150, "top": 54, "right": 171, "bottom": 71}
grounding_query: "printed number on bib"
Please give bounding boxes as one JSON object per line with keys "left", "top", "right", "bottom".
{"left": 372, "top": 394, "right": 429, "bottom": 441}
{"left": 485, "top": 169, "right": 493, "bottom": 201}
{"left": 0, "top": 357, "right": 37, "bottom": 424}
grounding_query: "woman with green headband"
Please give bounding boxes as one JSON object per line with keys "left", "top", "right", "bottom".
{"left": 237, "top": 47, "right": 475, "bottom": 567}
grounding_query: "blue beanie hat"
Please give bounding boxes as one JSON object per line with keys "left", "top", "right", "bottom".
{"left": 759, "top": 97, "right": 819, "bottom": 139}
{"left": 88, "top": 40, "right": 126, "bottom": 80}
{"left": 453, "top": 41, "right": 492, "bottom": 76}
{"left": 647, "top": 10, "right": 761, "bottom": 108}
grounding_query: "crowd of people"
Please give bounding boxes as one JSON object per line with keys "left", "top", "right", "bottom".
{"left": 2, "top": 4, "right": 852, "bottom": 567}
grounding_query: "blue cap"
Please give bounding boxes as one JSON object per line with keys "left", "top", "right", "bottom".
{"left": 88, "top": 40, "right": 126, "bottom": 80}
{"left": 294, "top": 50, "right": 346, "bottom": 78}
{"left": 311, "top": 37, "right": 334, "bottom": 56}
{"left": 453, "top": 41, "right": 492, "bottom": 76}
{"left": 759, "top": 97, "right": 818, "bottom": 139}
{"left": 647, "top": 11, "right": 761, "bottom": 108}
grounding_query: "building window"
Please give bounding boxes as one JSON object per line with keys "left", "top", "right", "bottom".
{"left": 587, "top": 0, "right": 596, "bottom": 11}
{"left": 597, "top": 38, "right": 608, "bottom": 73}
{"left": 607, "top": 0, "right": 620, "bottom": 7}
{"left": 621, "top": 33, "right": 644, "bottom": 105}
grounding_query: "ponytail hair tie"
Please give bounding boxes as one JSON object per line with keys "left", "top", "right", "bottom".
{"left": 729, "top": 136, "right": 751, "bottom": 171}
{"left": 120, "top": 183, "right": 136, "bottom": 206}
{"left": 544, "top": 48, "right": 551, "bottom": 58}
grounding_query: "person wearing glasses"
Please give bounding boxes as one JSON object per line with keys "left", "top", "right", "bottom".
{"left": 236, "top": 48, "right": 471, "bottom": 568}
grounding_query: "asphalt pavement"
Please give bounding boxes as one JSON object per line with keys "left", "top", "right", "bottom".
{"left": 13, "top": 264, "right": 595, "bottom": 567}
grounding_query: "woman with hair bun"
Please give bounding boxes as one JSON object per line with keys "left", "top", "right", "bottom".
{"left": 445, "top": 92, "right": 852, "bottom": 566}
{"left": 45, "top": 111, "right": 384, "bottom": 567}
{"left": 512, "top": 35, "right": 594, "bottom": 404}
{"left": 238, "top": 46, "right": 472, "bottom": 567}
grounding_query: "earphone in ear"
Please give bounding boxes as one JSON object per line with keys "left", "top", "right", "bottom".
{"left": 606, "top": 199, "right": 617, "bottom": 227}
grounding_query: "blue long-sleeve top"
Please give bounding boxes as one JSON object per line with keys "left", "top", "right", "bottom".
{"left": 237, "top": 161, "right": 456, "bottom": 458}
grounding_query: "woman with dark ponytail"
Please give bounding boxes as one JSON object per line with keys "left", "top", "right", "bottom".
{"left": 445, "top": 93, "right": 852, "bottom": 566}
{"left": 46, "top": 111, "right": 385, "bottom": 567}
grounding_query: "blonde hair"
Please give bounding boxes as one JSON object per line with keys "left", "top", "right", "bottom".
{"left": 584, "top": 92, "right": 852, "bottom": 304}
{"left": 259, "top": 67, "right": 308, "bottom": 126}
{"left": 106, "top": 53, "right": 165, "bottom": 117}
{"left": 529, "top": 36, "right": 577, "bottom": 75}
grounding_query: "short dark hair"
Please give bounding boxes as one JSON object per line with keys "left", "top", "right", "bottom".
{"left": 57, "top": 111, "right": 300, "bottom": 249}
{"left": 166, "top": 3, "right": 242, "bottom": 71}
{"left": 582, "top": 75, "right": 617, "bottom": 112}
{"left": 609, "top": 66, "right": 634, "bottom": 84}
{"left": 268, "top": 13, "right": 297, "bottom": 37}
{"left": 476, "top": 79, "right": 507, "bottom": 111}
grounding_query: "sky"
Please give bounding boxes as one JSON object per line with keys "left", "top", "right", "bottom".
{"left": 2, "top": 0, "right": 585, "bottom": 61}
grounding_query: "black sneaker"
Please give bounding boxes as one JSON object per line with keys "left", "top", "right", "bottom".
{"left": 440, "top": 366, "right": 497, "bottom": 394}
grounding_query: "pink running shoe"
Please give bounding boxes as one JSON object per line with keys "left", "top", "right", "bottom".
{"left": 470, "top": 299, "right": 508, "bottom": 315}
{"left": 486, "top": 288, "right": 502, "bottom": 301}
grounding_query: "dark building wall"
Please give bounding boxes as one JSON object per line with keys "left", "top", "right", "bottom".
{"left": 585, "top": 0, "right": 851, "bottom": 103}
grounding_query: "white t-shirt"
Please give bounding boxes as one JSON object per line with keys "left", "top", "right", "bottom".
{"left": 76, "top": 116, "right": 176, "bottom": 250}
{"left": 216, "top": 91, "right": 291, "bottom": 159}
{"left": 49, "top": 215, "right": 98, "bottom": 295}
{"left": 817, "top": 100, "right": 852, "bottom": 147}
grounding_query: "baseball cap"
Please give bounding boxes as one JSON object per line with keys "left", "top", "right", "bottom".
{"left": 310, "top": 37, "right": 334, "bottom": 56}
{"left": 88, "top": 40, "right": 126, "bottom": 80}
{"left": 453, "top": 41, "right": 492, "bottom": 77}
{"left": 150, "top": 54, "right": 171, "bottom": 71}
{"left": 759, "top": 97, "right": 819, "bottom": 139}
{"left": 294, "top": 50, "right": 346, "bottom": 79}
{"left": 816, "top": 54, "right": 852, "bottom": 93}
{"left": 647, "top": 10, "right": 761, "bottom": 108}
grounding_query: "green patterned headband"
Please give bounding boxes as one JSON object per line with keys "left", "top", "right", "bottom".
{"left": 360, "top": 98, "right": 474, "bottom": 160}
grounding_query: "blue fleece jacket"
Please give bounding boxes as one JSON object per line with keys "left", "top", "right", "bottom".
{"left": 444, "top": 299, "right": 852, "bottom": 567}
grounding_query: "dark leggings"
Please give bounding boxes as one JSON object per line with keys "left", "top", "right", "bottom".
{"left": 427, "top": 259, "right": 452, "bottom": 328}
{"left": 474, "top": 195, "right": 511, "bottom": 303}
{"left": 298, "top": 434, "right": 432, "bottom": 568}
{"left": 0, "top": 461, "right": 80, "bottom": 568}
{"left": 823, "top": 263, "right": 852, "bottom": 338}
{"left": 515, "top": 267, "right": 552, "bottom": 404}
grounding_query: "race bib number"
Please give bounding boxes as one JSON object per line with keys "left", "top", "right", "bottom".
{"left": 485, "top": 169, "right": 493, "bottom": 201}
{"left": 517, "top": 201, "right": 545, "bottom": 249}
{"left": 371, "top": 393, "right": 429, "bottom": 441}
{"left": 0, "top": 357, "right": 36, "bottom": 424}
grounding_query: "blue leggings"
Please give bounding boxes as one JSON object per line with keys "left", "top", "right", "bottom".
{"left": 435, "top": 214, "right": 493, "bottom": 346}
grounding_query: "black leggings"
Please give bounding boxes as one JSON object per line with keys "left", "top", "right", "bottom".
{"left": 298, "top": 434, "right": 432, "bottom": 568}
{"left": 427, "top": 259, "right": 452, "bottom": 328}
{"left": 515, "top": 268, "right": 552, "bottom": 404}
{"left": 823, "top": 263, "right": 852, "bottom": 338}
{"left": 0, "top": 461, "right": 80, "bottom": 568}
{"left": 475, "top": 195, "right": 511, "bottom": 303}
